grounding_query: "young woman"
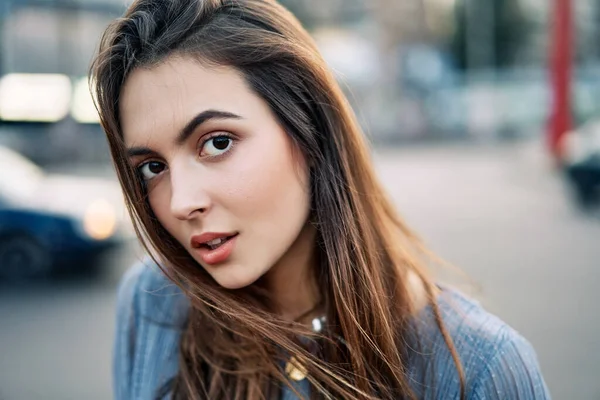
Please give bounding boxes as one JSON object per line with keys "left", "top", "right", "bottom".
{"left": 91, "top": 0, "right": 550, "bottom": 398}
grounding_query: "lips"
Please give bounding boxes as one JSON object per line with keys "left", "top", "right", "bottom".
{"left": 191, "top": 232, "right": 238, "bottom": 265}
{"left": 191, "top": 232, "right": 238, "bottom": 249}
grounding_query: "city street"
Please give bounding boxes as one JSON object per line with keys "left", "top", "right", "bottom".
{"left": 0, "top": 140, "right": 598, "bottom": 400}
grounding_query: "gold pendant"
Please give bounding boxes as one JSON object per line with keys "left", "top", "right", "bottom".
{"left": 285, "top": 356, "right": 307, "bottom": 381}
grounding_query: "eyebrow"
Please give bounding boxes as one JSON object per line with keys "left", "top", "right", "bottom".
{"left": 126, "top": 109, "right": 242, "bottom": 158}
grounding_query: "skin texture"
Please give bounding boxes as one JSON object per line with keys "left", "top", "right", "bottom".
{"left": 120, "top": 56, "right": 319, "bottom": 318}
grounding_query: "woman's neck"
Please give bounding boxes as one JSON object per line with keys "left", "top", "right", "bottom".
{"left": 258, "top": 222, "right": 434, "bottom": 323}
{"left": 260, "top": 222, "right": 320, "bottom": 322}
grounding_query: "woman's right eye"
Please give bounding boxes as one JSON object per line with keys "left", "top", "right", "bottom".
{"left": 138, "top": 161, "right": 166, "bottom": 180}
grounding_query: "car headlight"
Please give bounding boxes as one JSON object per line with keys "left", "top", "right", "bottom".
{"left": 83, "top": 199, "right": 117, "bottom": 240}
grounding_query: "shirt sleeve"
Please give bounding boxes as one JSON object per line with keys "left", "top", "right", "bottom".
{"left": 113, "top": 263, "right": 144, "bottom": 400}
{"left": 471, "top": 331, "right": 551, "bottom": 400}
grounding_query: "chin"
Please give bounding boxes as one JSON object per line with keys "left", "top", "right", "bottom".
{"left": 210, "top": 264, "right": 263, "bottom": 290}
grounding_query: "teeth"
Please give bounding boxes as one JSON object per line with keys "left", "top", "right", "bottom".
{"left": 205, "top": 238, "right": 226, "bottom": 249}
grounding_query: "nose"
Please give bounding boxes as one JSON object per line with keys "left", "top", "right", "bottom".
{"left": 169, "top": 163, "right": 211, "bottom": 221}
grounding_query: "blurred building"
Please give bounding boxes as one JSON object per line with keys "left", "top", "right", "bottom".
{"left": 0, "top": 0, "right": 124, "bottom": 164}
{"left": 0, "top": 0, "right": 599, "bottom": 160}
{"left": 0, "top": 0, "right": 125, "bottom": 75}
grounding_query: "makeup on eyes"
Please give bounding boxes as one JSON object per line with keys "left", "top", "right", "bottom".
{"left": 197, "top": 132, "right": 236, "bottom": 158}
{"left": 131, "top": 132, "right": 238, "bottom": 183}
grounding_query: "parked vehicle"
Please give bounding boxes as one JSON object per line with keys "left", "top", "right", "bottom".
{"left": 0, "top": 145, "right": 130, "bottom": 281}
{"left": 562, "top": 118, "right": 600, "bottom": 207}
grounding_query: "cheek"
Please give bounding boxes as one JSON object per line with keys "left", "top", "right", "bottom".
{"left": 225, "top": 144, "right": 310, "bottom": 230}
{"left": 147, "top": 183, "right": 177, "bottom": 234}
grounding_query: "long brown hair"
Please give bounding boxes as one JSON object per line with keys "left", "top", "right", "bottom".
{"left": 91, "top": 0, "right": 465, "bottom": 398}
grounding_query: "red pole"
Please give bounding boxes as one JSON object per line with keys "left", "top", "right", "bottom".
{"left": 548, "top": 0, "right": 573, "bottom": 163}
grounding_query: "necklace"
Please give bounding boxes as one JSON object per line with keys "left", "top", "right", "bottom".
{"left": 284, "top": 315, "right": 326, "bottom": 381}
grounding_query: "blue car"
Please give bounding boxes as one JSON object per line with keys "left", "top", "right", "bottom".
{"left": 563, "top": 118, "right": 600, "bottom": 207}
{"left": 0, "top": 145, "right": 130, "bottom": 281}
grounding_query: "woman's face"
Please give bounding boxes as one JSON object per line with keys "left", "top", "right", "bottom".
{"left": 119, "top": 57, "right": 312, "bottom": 289}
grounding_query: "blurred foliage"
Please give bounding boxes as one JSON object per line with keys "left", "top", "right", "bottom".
{"left": 450, "top": 0, "right": 533, "bottom": 70}
{"left": 595, "top": 5, "right": 600, "bottom": 61}
{"left": 277, "top": 0, "right": 316, "bottom": 28}
{"left": 277, "top": 0, "right": 365, "bottom": 28}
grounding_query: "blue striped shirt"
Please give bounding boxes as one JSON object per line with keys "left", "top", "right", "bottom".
{"left": 113, "top": 260, "right": 551, "bottom": 399}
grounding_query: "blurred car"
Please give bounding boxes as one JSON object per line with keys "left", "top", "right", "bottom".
{"left": 562, "top": 118, "right": 600, "bottom": 207}
{"left": 0, "top": 145, "right": 131, "bottom": 281}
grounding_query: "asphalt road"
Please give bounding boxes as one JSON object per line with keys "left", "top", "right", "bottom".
{"left": 0, "top": 140, "right": 598, "bottom": 400}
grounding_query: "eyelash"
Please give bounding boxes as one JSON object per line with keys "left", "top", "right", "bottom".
{"left": 135, "top": 132, "right": 237, "bottom": 182}
{"left": 200, "top": 132, "right": 236, "bottom": 158}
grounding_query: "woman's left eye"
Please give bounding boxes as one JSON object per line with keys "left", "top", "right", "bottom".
{"left": 200, "top": 135, "right": 234, "bottom": 157}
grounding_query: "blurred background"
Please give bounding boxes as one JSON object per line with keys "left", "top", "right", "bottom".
{"left": 0, "top": 0, "right": 599, "bottom": 399}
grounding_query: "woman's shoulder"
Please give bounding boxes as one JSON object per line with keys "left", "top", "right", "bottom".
{"left": 113, "top": 258, "right": 188, "bottom": 400}
{"left": 426, "top": 286, "right": 523, "bottom": 354}
{"left": 117, "top": 258, "right": 189, "bottom": 321}
{"left": 408, "top": 286, "right": 551, "bottom": 399}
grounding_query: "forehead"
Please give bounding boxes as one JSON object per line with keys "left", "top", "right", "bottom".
{"left": 119, "top": 57, "right": 256, "bottom": 144}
